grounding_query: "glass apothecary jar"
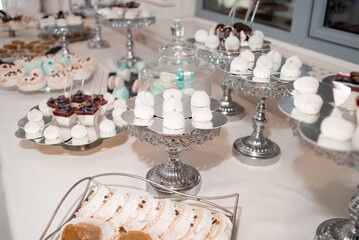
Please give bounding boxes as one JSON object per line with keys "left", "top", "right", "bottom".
{"left": 141, "top": 19, "right": 215, "bottom": 96}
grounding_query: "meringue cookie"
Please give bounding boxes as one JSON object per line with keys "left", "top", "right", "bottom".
{"left": 248, "top": 34, "right": 263, "bottom": 50}
{"left": 253, "top": 65, "right": 271, "bottom": 79}
{"left": 280, "top": 62, "right": 301, "bottom": 80}
{"left": 163, "top": 111, "right": 185, "bottom": 131}
{"left": 135, "top": 91, "right": 155, "bottom": 107}
{"left": 163, "top": 88, "right": 182, "bottom": 100}
{"left": 104, "top": 92, "right": 115, "bottom": 111}
{"left": 24, "top": 121, "right": 42, "bottom": 134}
{"left": 27, "top": 109, "right": 43, "bottom": 122}
{"left": 224, "top": 32, "right": 240, "bottom": 51}
{"left": 192, "top": 108, "right": 213, "bottom": 122}
{"left": 112, "top": 108, "right": 125, "bottom": 126}
{"left": 318, "top": 134, "right": 352, "bottom": 151}
{"left": 109, "top": 192, "right": 141, "bottom": 229}
{"left": 113, "top": 98, "right": 127, "bottom": 111}
{"left": 134, "top": 105, "right": 154, "bottom": 119}
{"left": 293, "top": 76, "right": 319, "bottom": 95}
{"left": 253, "top": 30, "right": 264, "bottom": 39}
{"left": 71, "top": 124, "right": 88, "bottom": 139}
{"left": 293, "top": 94, "right": 323, "bottom": 115}
{"left": 163, "top": 97, "right": 184, "bottom": 117}
{"left": 266, "top": 49, "right": 282, "bottom": 72}
{"left": 205, "top": 35, "right": 220, "bottom": 49}
{"left": 256, "top": 55, "right": 274, "bottom": 72}
{"left": 230, "top": 56, "right": 249, "bottom": 74}
{"left": 320, "top": 116, "right": 355, "bottom": 141}
{"left": 43, "top": 125, "right": 60, "bottom": 140}
{"left": 39, "top": 99, "right": 52, "bottom": 116}
{"left": 240, "top": 49, "right": 255, "bottom": 68}
{"left": 191, "top": 90, "right": 210, "bottom": 109}
{"left": 285, "top": 56, "right": 302, "bottom": 69}
{"left": 291, "top": 107, "right": 319, "bottom": 124}
{"left": 99, "top": 119, "right": 116, "bottom": 133}
{"left": 195, "top": 29, "right": 208, "bottom": 44}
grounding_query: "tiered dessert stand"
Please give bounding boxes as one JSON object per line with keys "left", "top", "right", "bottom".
{"left": 41, "top": 23, "right": 85, "bottom": 55}
{"left": 121, "top": 95, "right": 226, "bottom": 196}
{"left": 72, "top": 4, "right": 110, "bottom": 49}
{"left": 102, "top": 16, "right": 155, "bottom": 67}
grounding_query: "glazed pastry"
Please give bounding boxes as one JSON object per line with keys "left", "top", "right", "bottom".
{"left": 53, "top": 105, "right": 77, "bottom": 127}
{"left": 1, "top": 68, "right": 25, "bottom": 87}
{"left": 75, "top": 102, "right": 100, "bottom": 126}
{"left": 17, "top": 71, "right": 46, "bottom": 92}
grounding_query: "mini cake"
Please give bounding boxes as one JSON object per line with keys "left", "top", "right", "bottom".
{"left": 253, "top": 65, "right": 271, "bottom": 79}
{"left": 27, "top": 109, "right": 44, "bottom": 126}
{"left": 285, "top": 56, "right": 302, "bottom": 69}
{"left": 240, "top": 50, "right": 255, "bottom": 69}
{"left": 93, "top": 94, "right": 109, "bottom": 116}
{"left": 47, "top": 70, "right": 73, "bottom": 90}
{"left": 75, "top": 102, "right": 100, "bottom": 126}
{"left": 224, "top": 32, "right": 240, "bottom": 51}
{"left": 280, "top": 62, "right": 301, "bottom": 80}
{"left": 195, "top": 29, "right": 208, "bottom": 44}
{"left": 80, "top": 57, "right": 97, "bottom": 72}
{"left": 163, "top": 111, "right": 186, "bottom": 134}
{"left": 47, "top": 95, "right": 70, "bottom": 110}
{"left": 205, "top": 35, "right": 220, "bottom": 50}
{"left": 39, "top": 99, "right": 52, "bottom": 116}
{"left": 320, "top": 116, "right": 355, "bottom": 141}
{"left": 43, "top": 125, "right": 62, "bottom": 144}
{"left": 266, "top": 49, "right": 282, "bottom": 72}
{"left": 53, "top": 104, "right": 77, "bottom": 127}
{"left": 293, "top": 76, "right": 319, "bottom": 95}
{"left": 1, "top": 68, "right": 25, "bottom": 87}
{"left": 293, "top": 94, "right": 323, "bottom": 115}
{"left": 163, "top": 97, "right": 184, "bottom": 117}
{"left": 71, "top": 124, "right": 89, "bottom": 145}
{"left": 163, "top": 88, "right": 182, "bottom": 100}
{"left": 256, "top": 55, "right": 274, "bottom": 72}
{"left": 99, "top": 119, "right": 116, "bottom": 138}
{"left": 70, "top": 90, "right": 91, "bottom": 108}
{"left": 134, "top": 105, "right": 154, "bottom": 119}
{"left": 24, "top": 121, "right": 42, "bottom": 139}
{"left": 191, "top": 90, "right": 211, "bottom": 110}
{"left": 70, "top": 63, "right": 92, "bottom": 81}
{"left": 135, "top": 91, "right": 155, "bottom": 106}
{"left": 230, "top": 56, "right": 249, "bottom": 74}
{"left": 104, "top": 92, "right": 115, "bottom": 111}
{"left": 248, "top": 34, "right": 263, "bottom": 50}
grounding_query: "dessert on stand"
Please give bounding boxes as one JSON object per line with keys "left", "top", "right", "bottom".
{"left": 0, "top": 12, "right": 38, "bottom": 37}
{"left": 40, "top": 173, "right": 239, "bottom": 240}
{"left": 222, "top": 52, "right": 312, "bottom": 166}
{"left": 122, "top": 89, "right": 226, "bottom": 196}
{"left": 101, "top": 3, "right": 155, "bottom": 67}
{"left": 189, "top": 3, "right": 269, "bottom": 118}
{"left": 71, "top": 1, "right": 110, "bottom": 49}
{"left": 40, "top": 14, "right": 85, "bottom": 55}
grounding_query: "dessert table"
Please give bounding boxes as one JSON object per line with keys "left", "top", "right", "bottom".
{"left": 0, "top": 19, "right": 359, "bottom": 240}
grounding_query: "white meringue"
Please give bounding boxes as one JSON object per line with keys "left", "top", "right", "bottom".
{"left": 27, "top": 109, "right": 43, "bottom": 122}
{"left": 205, "top": 35, "right": 220, "bottom": 49}
{"left": 294, "top": 94, "right": 323, "bottom": 115}
{"left": 43, "top": 125, "right": 60, "bottom": 140}
{"left": 224, "top": 32, "right": 240, "bottom": 51}
{"left": 134, "top": 105, "right": 154, "bottom": 119}
{"left": 248, "top": 34, "right": 263, "bottom": 50}
{"left": 192, "top": 108, "right": 213, "bottom": 122}
{"left": 99, "top": 119, "right": 116, "bottom": 133}
{"left": 114, "top": 98, "right": 127, "bottom": 111}
{"left": 135, "top": 91, "right": 155, "bottom": 106}
{"left": 163, "top": 111, "right": 185, "bottom": 130}
{"left": 256, "top": 55, "right": 274, "bottom": 72}
{"left": 24, "top": 121, "right": 42, "bottom": 134}
{"left": 253, "top": 65, "right": 271, "bottom": 79}
{"left": 163, "top": 97, "right": 183, "bottom": 116}
{"left": 280, "top": 62, "right": 301, "bottom": 80}
{"left": 195, "top": 29, "right": 208, "bottom": 44}
{"left": 266, "top": 49, "right": 282, "bottom": 72}
{"left": 71, "top": 124, "right": 88, "bottom": 138}
{"left": 321, "top": 116, "right": 355, "bottom": 141}
{"left": 191, "top": 90, "right": 210, "bottom": 109}
{"left": 230, "top": 56, "right": 249, "bottom": 74}
{"left": 285, "top": 56, "right": 302, "bottom": 68}
{"left": 163, "top": 88, "right": 182, "bottom": 100}
{"left": 240, "top": 50, "right": 255, "bottom": 68}
{"left": 293, "top": 76, "right": 319, "bottom": 95}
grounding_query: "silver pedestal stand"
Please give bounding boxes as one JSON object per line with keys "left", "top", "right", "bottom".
{"left": 102, "top": 16, "right": 155, "bottom": 67}
{"left": 227, "top": 73, "right": 289, "bottom": 166}
{"left": 72, "top": 5, "right": 110, "bottom": 49}
{"left": 127, "top": 125, "right": 221, "bottom": 196}
{"left": 41, "top": 24, "right": 84, "bottom": 55}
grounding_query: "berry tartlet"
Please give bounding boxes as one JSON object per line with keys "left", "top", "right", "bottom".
{"left": 70, "top": 90, "right": 91, "bottom": 108}
{"left": 53, "top": 104, "right": 77, "bottom": 127}
{"left": 75, "top": 102, "right": 100, "bottom": 126}
{"left": 47, "top": 95, "right": 70, "bottom": 110}
{"left": 93, "top": 94, "right": 108, "bottom": 116}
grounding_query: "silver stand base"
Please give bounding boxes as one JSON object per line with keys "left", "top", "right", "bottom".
{"left": 315, "top": 218, "right": 359, "bottom": 240}
{"left": 233, "top": 136, "right": 281, "bottom": 166}
{"left": 218, "top": 100, "right": 245, "bottom": 118}
{"left": 88, "top": 39, "right": 110, "bottom": 49}
{"left": 146, "top": 163, "right": 201, "bottom": 197}
{"left": 62, "top": 141, "right": 102, "bottom": 151}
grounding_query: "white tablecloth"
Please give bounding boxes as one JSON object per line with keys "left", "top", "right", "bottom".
{"left": 0, "top": 21, "right": 358, "bottom": 240}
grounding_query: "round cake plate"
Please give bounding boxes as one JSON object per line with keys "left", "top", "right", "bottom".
{"left": 286, "top": 81, "right": 334, "bottom": 103}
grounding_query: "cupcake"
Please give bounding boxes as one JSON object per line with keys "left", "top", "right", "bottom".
{"left": 75, "top": 102, "right": 100, "bottom": 126}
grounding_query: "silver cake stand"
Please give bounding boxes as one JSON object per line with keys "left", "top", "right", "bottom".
{"left": 314, "top": 186, "right": 359, "bottom": 240}
{"left": 41, "top": 24, "right": 85, "bottom": 55}
{"left": 226, "top": 73, "right": 290, "bottom": 166}
{"left": 72, "top": 4, "right": 110, "bottom": 49}
{"left": 102, "top": 16, "right": 155, "bottom": 67}
{"left": 187, "top": 38, "right": 270, "bottom": 118}
{"left": 122, "top": 95, "right": 226, "bottom": 196}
